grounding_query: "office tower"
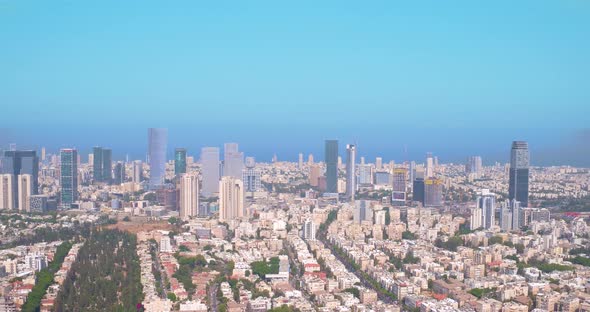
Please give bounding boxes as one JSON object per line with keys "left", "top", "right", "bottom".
{"left": 59, "top": 149, "right": 78, "bottom": 209}
{"left": 358, "top": 164, "right": 373, "bottom": 185}
{"left": 219, "top": 176, "right": 244, "bottom": 221}
{"left": 92, "top": 147, "right": 112, "bottom": 184}
{"left": 360, "top": 156, "right": 365, "bottom": 165}
{"left": 17, "top": 174, "right": 32, "bottom": 212}
{"left": 41, "top": 147, "right": 46, "bottom": 162}
{"left": 500, "top": 200, "right": 521, "bottom": 232}
{"left": 478, "top": 189, "right": 496, "bottom": 229}
{"left": 466, "top": 156, "right": 483, "bottom": 178}
{"left": 391, "top": 169, "right": 407, "bottom": 206}
{"left": 113, "top": 162, "right": 125, "bottom": 185}
{"left": 242, "top": 157, "right": 261, "bottom": 194}
{"left": 413, "top": 178, "right": 425, "bottom": 204}
{"left": 424, "top": 178, "right": 443, "bottom": 207}
{"left": 132, "top": 160, "right": 143, "bottom": 183}
{"left": 309, "top": 164, "right": 322, "bottom": 187}
{"left": 303, "top": 219, "right": 316, "bottom": 240}
{"left": 88, "top": 153, "right": 94, "bottom": 165}
{"left": 298, "top": 153, "right": 304, "bottom": 169}
{"left": 223, "top": 143, "right": 244, "bottom": 179}
{"left": 425, "top": 152, "right": 434, "bottom": 178}
{"left": 354, "top": 200, "right": 373, "bottom": 224}
{"left": 201, "top": 147, "right": 220, "bottom": 197}
{"left": 409, "top": 161, "right": 416, "bottom": 185}
{"left": 374, "top": 171, "right": 391, "bottom": 185}
{"left": 179, "top": 174, "right": 199, "bottom": 220}
{"left": 308, "top": 154, "right": 314, "bottom": 165}
{"left": 174, "top": 148, "right": 187, "bottom": 175}
{"left": 375, "top": 157, "right": 383, "bottom": 170}
{"left": 1, "top": 150, "right": 39, "bottom": 208}
{"left": 148, "top": 128, "right": 168, "bottom": 189}
{"left": 324, "top": 140, "right": 338, "bottom": 193}
{"left": 345, "top": 144, "right": 356, "bottom": 201}
{"left": 509, "top": 141, "right": 530, "bottom": 207}
{"left": 0, "top": 174, "right": 14, "bottom": 210}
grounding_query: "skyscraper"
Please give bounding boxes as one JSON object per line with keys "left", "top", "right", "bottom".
{"left": 508, "top": 141, "right": 530, "bottom": 207}
{"left": 242, "top": 157, "right": 261, "bottom": 194}
{"left": 345, "top": 144, "right": 356, "bottom": 201}
{"left": 223, "top": 143, "right": 244, "bottom": 179}
{"left": 298, "top": 153, "right": 304, "bottom": 169}
{"left": 424, "top": 178, "right": 443, "bottom": 207}
{"left": 303, "top": 219, "right": 316, "bottom": 240}
{"left": 413, "top": 178, "right": 425, "bottom": 204}
{"left": 375, "top": 157, "right": 383, "bottom": 170}
{"left": 358, "top": 164, "right": 373, "bottom": 185}
{"left": 148, "top": 128, "right": 168, "bottom": 189}
{"left": 0, "top": 174, "right": 14, "bottom": 210}
{"left": 1, "top": 150, "right": 38, "bottom": 208}
{"left": 17, "top": 174, "right": 32, "bottom": 212}
{"left": 179, "top": 174, "right": 199, "bottom": 220}
{"left": 309, "top": 164, "right": 322, "bottom": 187}
{"left": 324, "top": 140, "right": 338, "bottom": 193}
{"left": 201, "top": 147, "right": 220, "bottom": 197}
{"left": 92, "top": 147, "right": 112, "bottom": 184}
{"left": 466, "top": 156, "right": 483, "bottom": 178}
{"left": 59, "top": 148, "right": 78, "bottom": 209}
{"left": 113, "top": 162, "right": 126, "bottom": 185}
{"left": 219, "top": 176, "right": 244, "bottom": 221}
{"left": 391, "top": 168, "right": 407, "bottom": 206}
{"left": 500, "top": 200, "right": 521, "bottom": 232}
{"left": 477, "top": 189, "right": 495, "bottom": 229}
{"left": 132, "top": 160, "right": 143, "bottom": 183}
{"left": 174, "top": 148, "right": 187, "bottom": 175}
{"left": 425, "top": 152, "right": 434, "bottom": 178}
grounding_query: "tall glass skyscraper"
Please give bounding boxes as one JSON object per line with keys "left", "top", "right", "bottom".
{"left": 201, "top": 147, "right": 220, "bottom": 197}
{"left": 325, "top": 140, "right": 338, "bottom": 193}
{"left": 223, "top": 143, "right": 244, "bottom": 179}
{"left": 92, "top": 147, "right": 112, "bottom": 184}
{"left": 174, "top": 148, "right": 187, "bottom": 175}
{"left": 60, "top": 148, "right": 78, "bottom": 209}
{"left": 148, "top": 128, "right": 168, "bottom": 189}
{"left": 345, "top": 144, "right": 356, "bottom": 201}
{"left": 508, "top": 141, "right": 529, "bottom": 207}
{"left": 1, "top": 150, "right": 39, "bottom": 208}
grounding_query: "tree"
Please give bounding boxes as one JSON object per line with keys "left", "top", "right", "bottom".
{"left": 167, "top": 292, "right": 177, "bottom": 302}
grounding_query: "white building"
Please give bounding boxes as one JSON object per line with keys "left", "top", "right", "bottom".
{"left": 179, "top": 174, "right": 199, "bottom": 220}
{"left": 219, "top": 176, "right": 244, "bottom": 221}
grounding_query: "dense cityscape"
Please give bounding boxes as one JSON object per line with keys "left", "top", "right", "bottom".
{"left": 0, "top": 131, "right": 589, "bottom": 312}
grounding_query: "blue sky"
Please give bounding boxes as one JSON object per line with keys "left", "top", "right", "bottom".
{"left": 1, "top": 1, "right": 589, "bottom": 165}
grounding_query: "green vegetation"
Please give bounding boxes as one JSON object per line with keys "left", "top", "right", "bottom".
{"left": 1, "top": 225, "right": 91, "bottom": 250}
{"left": 55, "top": 230, "right": 143, "bottom": 311}
{"left": 571, "top": 256, "right": 590, "bottom": 267}
{"left": 251, "top": 257, "right": 280, "bottom": 278}
{"left": 173, "top": 254, "right": 208, "bottom": 295}
{"left": 22, "top": 241, "right": 73, "bottom": 312}
{"left": 401, "top": 231, "right": 416, "bottom": 240}
{"left": 343, "top": 287, "right": 360, "bottom": 298}
{"left": 167, "top": 292, "right": 177, "bottom": 302}
{"left": 569, "top": 248, "right": 590, "bottom": 255}
{"left": 468, "top": 287, "right": 496, "bottom": 299}
{"left": 435, "top": 236, "right": 464, "bottom": 252}
{"left": 488, "top": 236, "right": 503, "bottom": 245}
{"left": 268, "top": 305, "right": 298, "bottom": 312}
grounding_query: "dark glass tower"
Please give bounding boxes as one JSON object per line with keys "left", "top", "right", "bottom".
{"left": 508, "top": 141, "right": 529, "bottom": 207}
{"left": 175, "top": 148, "right": 187, "bottom": 175}
{"left": 324, "top": 140, "right": 338, "bottom": 193}
{"left": 413, "top": 178, "right": 425, "bottom": 204}
{"left": 113, "top": 162, "right": 125, "bottom": 185}
{"left": 60, "top": 148, "right": 78, "bottom": 209}
{"left": 1, "top": 150, "right": 39, "bottom": 208}
{"left": 93, "top": 147, "right": 112, "bottom": 184}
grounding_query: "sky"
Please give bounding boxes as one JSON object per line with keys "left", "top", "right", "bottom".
{"left": 1, "top": 1, "right": 589, "bottom": 165}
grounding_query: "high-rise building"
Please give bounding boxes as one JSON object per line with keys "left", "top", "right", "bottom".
{"left": 413, "top": 178, "right": 425, "bottom": 204}
{"left": 354, "top": 200, "right": 373, "bottom": 223}
{"left": 174, "top": 148, "right": 187, "bottom": 175}
{"left": 113, "top": 162, "right": 126, "bottom": 185}
{"left": 132, "top": 160, "right": 143, "bottom": 183}
{"left": 242, "top": 157, "right": 261, "bottom": 194}
{"left": 374, "top": 171, "right": 391, "bottom": 185}
{"left": 409, "top": 161, "right": 416, "bottom": 186}
{"left": 308, "top": 154, "right": 314, "bottom": 165}
{"left": 424, "top": 178, "right": 443, "bottom": 207}
{"left": 17, "top": 174, "right": 32, "bottom": 212}
{"left": 0, "top": 174, "right": 14, "bottom": 210}
{"left": 478, "top": 189, "right": 496, "bottom": 229}
{"left": 470, "top": 207, "right": 483, "bottom": 230}
{"left": 223, "top": 143, "right": 244, "bottom": 179}
{"left": 466, "top": 156, "right": 483, "bottom": 178}
{"left": 298, "top": 153, "right": 304, "bottom": 169}
{"left": 92, "top": 147, "right": 112, "bottom": 184}
{"left": 219, "top": 177, "right": 244, "bottom": 221}
{"left": 500, "top": 200, "right": 521, "bottom": 232}
{"left": 59, "top": 148, "right": 78, "bottom": 209}
{"left": 201, "top": 147, "right": 220, "bottom": 197}
{"left": 1, "top": 150, "right": 38, "bottom": 208}
{"left": 375, "top": 157, "right": 383, "bottom": 170}
{"left": 358, "top": 164, "right": 373, "bottom": 185}
{"left": 425, "top": 152, "right": 434, "bottom": 178}
{"left": 148, "top": 128, "right": 168, "bottom": 189}
{"left": 309, "top": 164, "right": 322, "bottom": 187}
{"left": 41, "top": 147, "right": 46, "bottom": 162}
{"left": 345, "top": 144, "right": 356, "bottom": 201}
{"left": 391, "top": 168, "right": 407, "bottom": 206}
{"left": 324, "top": 140, "right": 338, "bottom": 193}
{"left": 509, "top": 141, "right": 530, "bottom": 207}
{"left": 179, "top": 174, "right": 199, "bottom": 220}
{"left": 303, "top": 219, "right": 316, "bottom": 240}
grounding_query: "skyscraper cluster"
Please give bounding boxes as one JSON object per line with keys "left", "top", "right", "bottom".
{"left": 470, "top": 189, "right": 496, "bottom": 230}
{"left": 0, "top": 150, "right": 39, "bottom": 210}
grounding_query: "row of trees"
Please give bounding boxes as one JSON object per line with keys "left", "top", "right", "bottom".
{"left": 54, "top": 229, "right": 143, "bottom": 312}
